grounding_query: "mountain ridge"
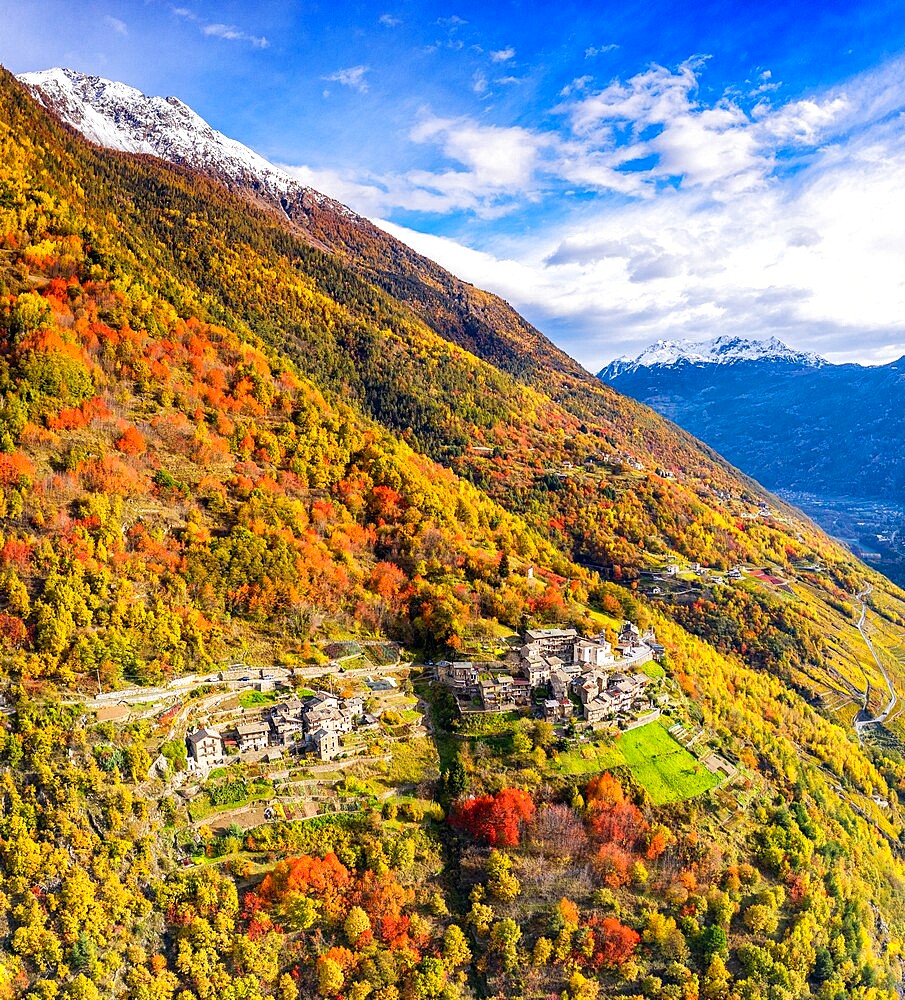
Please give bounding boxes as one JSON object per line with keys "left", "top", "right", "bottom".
{"left": 20, "top": 67, "right": 589, "bottom": 380}
{"left": 600, "top": 335, "right": 828, "bottom": 378}
{"left": 18, "top": 66, "right": 363, "bottom": 255}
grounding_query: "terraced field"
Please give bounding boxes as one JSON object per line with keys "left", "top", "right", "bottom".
{"left": 553, "top": 720, "right": 722, "bottom": 804}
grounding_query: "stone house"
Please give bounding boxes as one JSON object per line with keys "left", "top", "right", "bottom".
{"left": 187, "top": 727, "right": 223, "bottom": 769}
{"left": 522, "top": 627, "right": 579, "bottom": 660}
{"left": 442, "top": 661, "right": 480, "bottom": 692}
{"left": 235, "top": 721, "right": 270, "bottom": 752}
{"left": 312, "top": 727, "right": 340, "bottom": 760}
{"left": 543, "top": 698, "right": 574, "bottom": 721}
{"left": 584, "top": 695, "right": 618, "bottom": 724}
{"left": 268, "top": 698, "right": 306, "bottom": 745}
{"left": 304, "top": 698, "right": 354, "bottom": 734}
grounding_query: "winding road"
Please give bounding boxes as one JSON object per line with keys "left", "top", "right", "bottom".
{"left": 853, "top": 587, "right": 897, "bottom": 741}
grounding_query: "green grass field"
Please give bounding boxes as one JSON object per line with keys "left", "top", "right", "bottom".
{"left": 554, "top": 742, "right": 624, "bottom": 776}
{"left": 238, "top": 690, "right": 279, "bottom": 708}
{"left": 553, "top": 720, "right": 721, "bottom": 805}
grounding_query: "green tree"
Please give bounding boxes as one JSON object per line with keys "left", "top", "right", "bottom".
{"left": 442, "top": 924, "right": 471, "bottom": 968}
{"left": 412, "top": 956, "right": 447, "bottom": 999}
{"left": 813, "top": 947, "right": 834, "bottom": 983}
{"left": 486, "top": 849, "right": 521, "bottom": 900}
{"left": 344, "top": 905, "right": 371, "bottom": 945}
{"left": 445, "top": 755, "right": 468, "bottom": 797}
{"left": 696, "top": 925, "right": 728, "bottom": 962}
{"left": 490, "top": 918, "right": 521, "bottom": 971}
{"left": 317, "top": 956, "right": 344, "bottom": 997}
{"left": 71, "top": 932, "right": 95, "bottom": 970}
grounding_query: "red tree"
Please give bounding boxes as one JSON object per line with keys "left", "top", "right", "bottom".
{"left": 587, "top": 915, "right": 640, "bottom": 967}
{"left": 256, "top": 852, "right": 351, "bottom": 921}
{"left": 595, "top": 843, "right": 633, "bottom": 888}
{"left": 1, "top": 539, "right": 31, "bottom": 569}
{"left": 0, "top": 614, "right": 27, "bottom": 649}
{"left": 115, "top": 425, "right": 147, "bottom": 456}
{"left": 0, "top": 452, "right": 34, "bottom": 488}
{"left": 585, "top": 773, "right": 648, "bottom": 851}
{"left": 451, "top": 788, "right": 536, "bottom": 846}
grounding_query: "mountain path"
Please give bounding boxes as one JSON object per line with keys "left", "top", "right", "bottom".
{"left": 853, "top": 586, "right": 897, "bottom": 741}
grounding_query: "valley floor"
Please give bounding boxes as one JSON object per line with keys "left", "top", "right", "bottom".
{"left": 775, "top": 490, "right": 905, "bottom": 587}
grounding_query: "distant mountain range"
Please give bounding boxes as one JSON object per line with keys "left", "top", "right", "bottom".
{"left": 599, "top": 335, "right": 905, "bottom": 500}
{"left": 602, "top": 335, "right": 826, "bottom": 376}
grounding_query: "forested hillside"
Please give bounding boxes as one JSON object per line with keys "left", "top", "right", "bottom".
{"left": 0, "top": 65, "right": 904, "bottom": 1000}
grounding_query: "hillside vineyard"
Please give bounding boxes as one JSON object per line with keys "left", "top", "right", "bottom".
{"left": 0, "top": 65, "right": 904, "bottom": 1000}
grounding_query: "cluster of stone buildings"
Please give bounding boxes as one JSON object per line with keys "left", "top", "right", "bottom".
{"left": 187, "top": 690, "right": 368, "bottom": 771}
{"left": 574, "top": 669, "right": 652, "bottom": 724}
{"left": 644, "top": 562, "right": 746, "bottom": 599}
{"left": 437, "top": 623, "right": 664, "bottom": 728}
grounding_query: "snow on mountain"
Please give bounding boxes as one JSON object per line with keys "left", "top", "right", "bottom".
{"left": 14, "top": 71, "right": 833, "bottom": 386}
{"left": 601, "top": 336, "right": 826, "bottom": 378}
{"left": 17, "top": 67, "right": 353, "bottom": 216}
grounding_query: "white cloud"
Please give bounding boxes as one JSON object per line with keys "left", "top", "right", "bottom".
{"left": 323, "top": 65, "right": 370, "bottom": 93}
{"left": 410, "top": 115, "right": 550, "bottom": 195}
{"left": 560, "top": 75, "right": 592, "bottom": 97}
{"left": 202, "top": 22, "right": 269, "bottom": 47}
{"left": 278, "top": 161, "right": 488, "bottom": 217}
{"left": 490, "top": 47, "right": 515, "bottom": 62}
{"left": 287, "top": 59, "right": 862, "bottom": 213}
{"left": 104, "top": 15, "right": 127, "bottom": 35}
{"left": 173, "top": 9, "right": 268, "bottom": 47}
{"left": 565, "top": 57, "right": 704, "bottom": 136}
{"left": 759, "top": 95, "right": 849, "bottom": 143}
{"left": 281, "top": 115, "right": 552, "bottom": 218}
{"left": 277, "top": 54, "right": 905, "bottom": 367}
{"left": 379, "top": 13, "right": 401, "bottom": 27}
{"left": 585, "top": 44, "right": 619, "bottom": 58}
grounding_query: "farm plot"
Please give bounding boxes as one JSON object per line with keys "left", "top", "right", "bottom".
{"left": 619, "top": 721, "right": 721, "bottom": 804}
{"left": 554, "top": 721, "right": 721, "bottom": 804}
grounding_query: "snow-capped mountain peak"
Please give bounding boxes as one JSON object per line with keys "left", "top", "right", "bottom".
{"left": 601, "top": 336, "right": 826, "bottom": 378}
{"left": 17, "top": 67, "right": 353, "bottom": 217}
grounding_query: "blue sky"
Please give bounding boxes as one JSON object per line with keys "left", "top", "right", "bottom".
{"left": 4, "top": 0, "right": 905, "bottom": 367}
